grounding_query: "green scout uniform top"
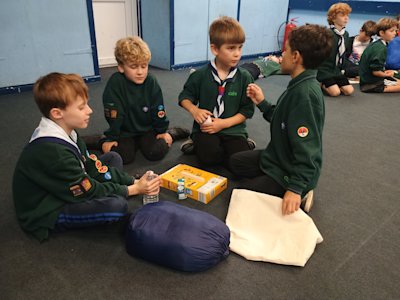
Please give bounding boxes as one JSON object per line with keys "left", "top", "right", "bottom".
{"left": 359, "top": 39, "right": 387, "bottom": 86}
{"left": 257, "top": 69, "right": 324, "bottom": 196}
{"left": 317, "top": 28, "right": 350, "bottom": 81}
{"left": 13, "top": 118, "right": 133, "bottom": 241}
{"left": 103, "top": 72, "right": 170, "bottom": 141}
{"left": 178, "top": 63, "right": 255, "bottom": 137}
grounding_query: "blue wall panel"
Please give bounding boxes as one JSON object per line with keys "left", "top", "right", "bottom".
{"left": 141, "top": 0, "right": 171, "bottom": 69}
{"left": 240, "top": 0, "right": 289, "bottom": 55}
{"left": 0, "top": 0, "right": 98, "bottom": 93}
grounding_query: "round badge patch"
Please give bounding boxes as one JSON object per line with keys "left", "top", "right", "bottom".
{"left": 104, "top": 172, "right": 112, "bottom": 180}
{"left": 157, "top": 110, "right": 166, "bottom": 118}
{"left": 297, "top": 126, "right": 309, "bottom": 138}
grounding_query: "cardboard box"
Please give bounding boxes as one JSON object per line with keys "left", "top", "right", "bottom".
{"left": 160, "top": 164, "right": 228, "bottom": 204}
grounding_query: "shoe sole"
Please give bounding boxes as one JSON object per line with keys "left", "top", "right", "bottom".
{"left": 303, "top": 190, "right": 314, "bottom": 213}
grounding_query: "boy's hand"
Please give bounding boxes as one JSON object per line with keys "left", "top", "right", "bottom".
{"left": 384, "top": 70, "right": 395, "bottom": 77}
{"left": 200, "top": 118, "right": 226, "bottom": 134}
{"left": 156, "top": 132, "right": 173, "bottom": 147}
{"left": 102, "top": 141, "right": 118, "bottom": 153}
{"left": 246, "top": 83, "right": 265, "bottom": 104}
{"left": 128, "top": 173, "right": 161, "bottom": 196}
{"left": 282, "top": 190, "right": 301, "bottom": 215}
{"left": 191, "top": 107, "right": 213, "bottom": 125}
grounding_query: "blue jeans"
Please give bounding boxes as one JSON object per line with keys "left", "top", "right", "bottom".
{"left": 54, "top": 151, "right": 128, "bottom": 230}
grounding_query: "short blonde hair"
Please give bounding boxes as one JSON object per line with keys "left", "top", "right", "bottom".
{"left": 209, "top": 16, "right": 245, "bottom": 48}
{"left": 33, "top": 73, "right": 88, "bottom": 118}
{"left": 376, "top": 17, "right": 398, "bottom": 35}
{"left": 114, "top": 36, "right": 151, "bottom": 65}
{"left": 327, "top": 3, "right": 352, "bottom": 25}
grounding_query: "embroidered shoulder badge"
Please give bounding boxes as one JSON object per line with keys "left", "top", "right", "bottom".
{"left": 157, "top": 110, "right": 166, "bottom": 118}
{"left": 297, "top": 126, "right": 309, "bottom": 138}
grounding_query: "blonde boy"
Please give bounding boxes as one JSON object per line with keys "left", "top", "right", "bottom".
{"left": 102, "top": 36, "right": 188, "bottom": 164}
{"left": 317, "top": 2, "right": 354, "bottom": 97}
{"left": 359, "top": 18, "right": 400, "bottom": 93}
{"left": 178, "top": 16, "right": 255, "bottom": 169}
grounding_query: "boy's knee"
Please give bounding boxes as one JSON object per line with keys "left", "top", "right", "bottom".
{"left": 108, "top": 196, "right": 129, "bottom": 214}
{"left": 142, "top": 142, "right": 168, "bottom": 161}
{"left": 341, "top": 85, "right": 354, "bottom": 95}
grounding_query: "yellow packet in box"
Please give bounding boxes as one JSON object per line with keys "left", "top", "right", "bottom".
{"left": 160, "top": 164, "right": 228, "bottom": 204}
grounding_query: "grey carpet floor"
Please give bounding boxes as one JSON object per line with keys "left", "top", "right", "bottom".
{"left": 0, "top": 66, "right": 399, "bottom": 299}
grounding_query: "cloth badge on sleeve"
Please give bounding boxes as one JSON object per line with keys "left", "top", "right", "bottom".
{"left": 110, "top": 109, "right": 118, "bottom": 119}
{"left": 70, "top": 184, "right": 84, "bottom": 197}
{"left": 143, "top": 106, "right": 149, "bottom": 113}
{"left": 89, "top": 154, "right": 98, "bottom": 161}
{"left": 297, "top": 126, "right": 309, "bottom": 138}
{"left": 98, "top": 166, "right": 108, "bottom": 173}
{"left": 104, "top": 172, "right": 112, "bottom": 180}
{"left": 80, "top": 178, "right": 92, "bottom": 191}
{"left": 95, "top": 160, "right": 102, "bottom": 169}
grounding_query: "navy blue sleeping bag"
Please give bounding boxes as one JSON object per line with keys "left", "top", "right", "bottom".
{"left": 125, "top": 201, "right": 230, "bottom": 272}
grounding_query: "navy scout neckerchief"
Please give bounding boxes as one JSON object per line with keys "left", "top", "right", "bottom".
{"left": 330, "top": 25, "right": 346, "bottom": 68}
{"left": 210, "top": 60, "right": 238, "bottom": 118}
{"left": 28, "top": 137, "right": 85, "bottom": 168}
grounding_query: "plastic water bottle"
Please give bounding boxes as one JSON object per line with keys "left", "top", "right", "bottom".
{"left": 142, "top": 170, "right": 159, "bottom": 205}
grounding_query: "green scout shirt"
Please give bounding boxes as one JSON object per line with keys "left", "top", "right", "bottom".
{"left": 13, "top": 137, "right": 133, "bottom": 241}
{"left": 359, "top": 40, "right": 387, "bottom": 86}
{"left": 103, "top": 72, "right": 170, "bottom": 141}
{"left": 257, "top": 69, "right": 324, "bottom": 196}
{"left": 178, "top": 63, "right": 255, "bottom": 138}
{"left": 317, "top": 28, "right": 350, "bottom": 81}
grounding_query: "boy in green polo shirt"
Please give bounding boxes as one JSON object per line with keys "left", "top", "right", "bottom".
{"left": 101, "top": 36, "right": 189, "bottom": 164}
{"left": 359, "top": 17, "right": 400, "bottom": 93}
{"left": 13, "top": 73, "right": 161, "bottom": 241}
{"left": 179, "top": 16, "right": 255, "bottom": 169}
{"left": 230, "top": 24, "right": 332, "bottom": 215}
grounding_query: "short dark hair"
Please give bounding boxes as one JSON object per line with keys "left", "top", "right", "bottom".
{"left": 288, "top": 24, "right": 333, "bottom": 69}
{"left": 361, "top": 20, "right": 377, "bottom": 37}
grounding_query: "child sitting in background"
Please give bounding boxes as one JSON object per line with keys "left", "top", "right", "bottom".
{"left": 13, "top": 73, "right": 160, "bottom": 242}
{"left": 101, "top": 36, "right": 189, "bottom": 164}
{"left": 240, "top": 55, "right": 284, "bottom": 81}
{"left": 179, "top": 16, "right": 255, "bottom": 170}
{"left": 385, "top": 15, "right": 400, "bottom": 71}
{"left": 343, "top": 20, "right": 376, "bottom": 78}
{"left": 359, "top": 17, "right": 400, "bottom": 93}
{"left": 317, "top": 2, "right": 354, "bottom": 97}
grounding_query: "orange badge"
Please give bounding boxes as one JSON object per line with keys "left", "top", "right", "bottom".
{"left": 110, "top": 109, "right": 118, "bottom": 119}
{"left": 80, "top": 178, "right": 92, "bottom": 191}
{"left": 157, "top": 110, "right": 166, "bottom": 118}
{"left": 95, "top": 160, "right": 102, "bottom": 169}
{"left": 98, "top": 166, "right": 108, "bottom": 173}
{"left": 89, "top": 154, "right": 98, "bottom": 161}
{"left": 297, "top": 126, "right": 309, "bottom": 138}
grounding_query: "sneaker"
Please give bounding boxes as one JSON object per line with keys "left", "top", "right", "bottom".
{"left": 247, "top": 138, "right": 256, "bottom": 150}
{"left": 81, "top": 134, "right": 105, "bottom": 151}
{"left": 301, "top": 190, "right": 314, "bottom": 213}
{"left": 180, "top": 138, "right": 194, "bottom": 154}
{"left": 167, "top": 127, "right": 190, "bottom": 141}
